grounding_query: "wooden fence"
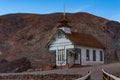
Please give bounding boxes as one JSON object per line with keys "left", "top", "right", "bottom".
{"left": 102, "top": 69, "right": 120, "bottom": 80}
{"left": 75, "top": 71, "right": 91, "bottom": 80}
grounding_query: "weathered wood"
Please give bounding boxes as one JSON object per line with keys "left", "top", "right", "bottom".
{"left": 102, "top": 69, "right": 120, "bottom": 80}
{"left": 75, "top": 71, "right": 91, "bottom": 80}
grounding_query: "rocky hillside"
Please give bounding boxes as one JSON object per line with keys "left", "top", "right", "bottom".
{"left": 0, "top": 12, "right": 120, "bottom": 68}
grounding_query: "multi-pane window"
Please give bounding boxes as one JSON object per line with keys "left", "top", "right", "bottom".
{"left": 93, "top": 50, "right": 96, "bottom": 61}
{"left": 86, "top": 49, "right": 90, "bottom": 61}
{"left": 100, "top": 51, "right": 103, "bottom": 61}
{"left": 58, "top": 49, "right": 65, "bottom": 61}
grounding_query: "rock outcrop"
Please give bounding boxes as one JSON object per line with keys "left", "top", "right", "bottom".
{"left": 0, "top": 57, "right": 31, "bottom": 73}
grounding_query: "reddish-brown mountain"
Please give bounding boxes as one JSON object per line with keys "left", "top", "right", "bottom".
{"left": 0, "top": 12, "right": 120, "bottom": 69}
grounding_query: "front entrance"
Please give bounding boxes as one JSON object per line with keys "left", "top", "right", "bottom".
{"left": 74, "top": 53, "right": 81, "bottom": 64}
{"left": 65, "top": 48, "right": 82, "bottom": 67}
{"left": 74, "top": 48, "right": 81, "bottom": 65}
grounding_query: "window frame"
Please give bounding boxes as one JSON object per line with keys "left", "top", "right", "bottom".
{"left": 58, "top": 49, "right": 65, "bottom": 61}
{"left": 100, "top": 51, "right": 103, "bottom": 61}
{"left": 93, "top": 50, "right": 96, "bottom": 61}
{"left": 86, "top": 49, "right": 90, "bottom": 61}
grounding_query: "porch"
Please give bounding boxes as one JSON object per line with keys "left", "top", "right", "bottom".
{"left": 50, "top": 48, "right": 82, "bottom": 68}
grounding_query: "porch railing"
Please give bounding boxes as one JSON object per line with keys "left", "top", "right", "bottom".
{"left": 75, "top": 71, "right": 91, "bottom": 80}
{"left": 102, "top": 69, "right": 120, "bottom": 80}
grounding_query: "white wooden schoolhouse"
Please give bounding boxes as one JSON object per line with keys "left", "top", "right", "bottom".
{"left": 47, "top": 13, "right": 105, "bottom": 67}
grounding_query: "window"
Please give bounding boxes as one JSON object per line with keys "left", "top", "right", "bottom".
{"left": 100, "top": 51, "right": 103, "bottom": 61}
{"left": 58, "top": 31, "right": 64, "bottom": 39}
{"left": 86, "top": 49, "right": 90, "bottom": 61}
{"left": 93, "top": 50, "right": 96, "bottom": 61}
{"left": 58, "top": 49, "right": 65, "bottom": 61}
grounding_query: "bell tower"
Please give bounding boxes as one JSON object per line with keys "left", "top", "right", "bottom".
{"left": 58, "top": 5, "right": 71, "bottom": 34}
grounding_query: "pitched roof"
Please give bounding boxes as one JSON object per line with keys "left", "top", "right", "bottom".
{"left": 59, "top": 14, "right": 70, "bottom": 23}
{"left": 57, "top": 15, "right": 71, "bottom": 28}
{"left": 65, "top": 32, "right": 105, "bottom": 49}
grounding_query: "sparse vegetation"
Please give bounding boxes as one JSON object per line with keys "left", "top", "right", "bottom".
{"left": 0, "top": 12, "right": 120, "bottom": 69}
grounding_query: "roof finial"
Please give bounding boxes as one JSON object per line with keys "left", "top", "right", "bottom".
{"left": 63, "top": 4, "right": 66, "bottom": 16}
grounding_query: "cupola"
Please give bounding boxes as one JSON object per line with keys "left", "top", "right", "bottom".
{"left": 57, "top": 6, "right": 71, "bottom": 34}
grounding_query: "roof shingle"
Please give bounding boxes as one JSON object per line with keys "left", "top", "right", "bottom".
{"left": 65, "top": 32, "right": 105, "bottom": 49}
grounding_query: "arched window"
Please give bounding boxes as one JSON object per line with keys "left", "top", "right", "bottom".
{"left": 58, "top": 31, "right": 64, "bottom": 39}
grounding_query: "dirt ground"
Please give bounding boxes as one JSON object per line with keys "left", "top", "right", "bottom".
{"left": 30, "top": 63, "right": 120, "bottom": 80}
{"left": 0, "top": 63, "right": 120, "bottom": 80}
